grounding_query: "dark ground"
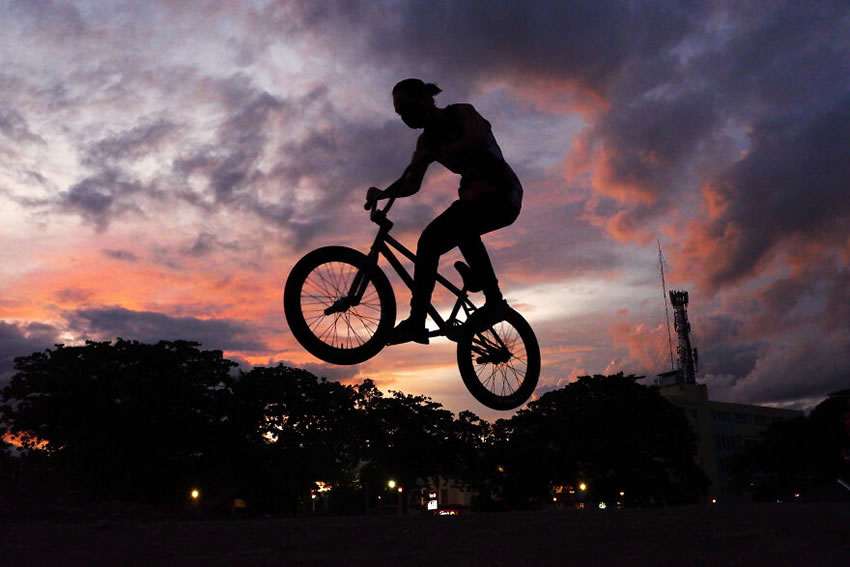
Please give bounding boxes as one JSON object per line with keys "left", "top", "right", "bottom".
{"left": 2, "top": 503, "right": 848, "bottom": 566}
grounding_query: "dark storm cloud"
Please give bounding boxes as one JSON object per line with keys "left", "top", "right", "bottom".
{"left": 68, "top": 307, "right": 268, "bottom": 353}
{"left": 697, "top": 342, "right": 760, "bottom": 383}
{"left": 356, "top": 0, "right": 702, "bottom": 93}
{"left": 696, "top": 97, "right": 850, "bottom": 288}
{"left": 726, "top": 332, "right": 850, "bottom": 406}
{"left": 0, "top": 321, "right": 61, "bottom": 384}
{"left": 335, "top": 1, "right": 849, "bottom": 275}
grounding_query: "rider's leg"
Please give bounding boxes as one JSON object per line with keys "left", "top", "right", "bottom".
{"left": 410, "top": 204, "right": 465, "bottom": 317}
{"left": 457, "top": 199, "right": 520, "bottom": 304}
{"left": 389, "top": 203, "right": 466, "bottom": 344}
{"left": 390, "top": 198, "right": 519, "bottom": 344}
{"left": 457, "top": 236, "right": 502, "bottom": 302}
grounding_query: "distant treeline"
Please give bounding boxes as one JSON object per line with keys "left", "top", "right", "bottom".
{"left": 1, "top": 340, "right": 847, "bottom": 516}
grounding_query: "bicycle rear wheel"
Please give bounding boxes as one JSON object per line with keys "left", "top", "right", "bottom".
{"left": 284, "top": 246, "right": 396, "bottom": 365}
{"left": 456, "top": 308, "right": 540, "bottom": 411}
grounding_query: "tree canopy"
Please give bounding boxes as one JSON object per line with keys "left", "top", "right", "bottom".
{"left": 493, "top": 373, "right": 708, "bottom": 507}
{"left": 3, "top": 341, "right": 715, "bottom": 514}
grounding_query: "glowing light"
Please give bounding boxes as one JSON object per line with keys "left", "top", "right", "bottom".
{"left": 598, "top": 502, "right": 607, "bottom": 510}
{"left": 711, "top": 498, "right": 717, "bottom": 504}
{"left": 190, "top": 489, "right": 200, "bottom": 500}
{"left": 619, "top": 491, "right": 625, "bottom": 497}
{"left": 579, "top": 482, "right": 587, "bottom": 491}
{"left": 388, "top": 480, "right": 397, "bottom": 489}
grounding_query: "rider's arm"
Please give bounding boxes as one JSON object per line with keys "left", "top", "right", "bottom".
{"left": 368, "top": 136, "right": 433, "bottom": 205}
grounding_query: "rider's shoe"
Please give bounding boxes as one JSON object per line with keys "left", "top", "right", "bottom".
{"left": 467, "top": 299, "right": 509, "bottom": 332}
{"left": 387, "top": 317, "right": 430, "bottom": 345}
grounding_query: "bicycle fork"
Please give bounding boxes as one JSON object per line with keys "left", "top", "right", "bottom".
{"left": 323, "top": 267, "right": 373, "bottom": 316}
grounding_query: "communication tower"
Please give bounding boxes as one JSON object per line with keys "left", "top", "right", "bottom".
{"left": 669, "top": 289, "right": 697, "bottom": 384}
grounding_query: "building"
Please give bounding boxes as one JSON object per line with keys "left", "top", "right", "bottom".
{"left": 657, "top": 289, "right": 802, "bottom": 501}
{"left": 659, "top": 378, "right": 802, "bottom": 501}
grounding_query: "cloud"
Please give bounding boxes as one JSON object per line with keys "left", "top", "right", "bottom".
{"left": 2, "top": 1, "right": 848, "bottom": 414}
{"left": 82, "top": 118, "right": 178, "bottom": 167}
{"left": 0, "top": 321, "right": 62, "bottom": 385}
{"left": 0, "top": 109, "right": 46, "bottom": 146}
{"left": 361, "top": 1, "right": 701, "bottom": 95}
{"left": 59, "top": 169, "right": 149, "bottom": 231}
{"left": 707, "top": 330, "right": 850, "bottom": 406}
{"left": 680, "top": 97, "right": 850, "bottom": 290}
{"left": 102, "top": 249, "right": 138, "bottom": 262}
{"left": 67, "top": 307, "right": 268, "bottom": 353}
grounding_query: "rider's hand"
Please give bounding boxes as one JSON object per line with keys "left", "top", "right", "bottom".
{"left": 365, "top": 186, "right": 383, "bottom": 210}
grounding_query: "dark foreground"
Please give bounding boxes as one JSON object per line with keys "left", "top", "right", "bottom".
{"left": 2, "top": 503, "right": 848, "bottom": 566}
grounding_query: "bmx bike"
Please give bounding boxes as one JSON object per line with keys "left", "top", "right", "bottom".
{"left": 283, "top": 197, "right": 540, "bottom": 410}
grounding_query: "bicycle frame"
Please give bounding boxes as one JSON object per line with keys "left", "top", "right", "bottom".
{"left": 351, "top": 198, "right": 478, "bottom": 342}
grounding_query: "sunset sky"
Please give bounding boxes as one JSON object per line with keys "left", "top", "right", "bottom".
{"left": 2, "top": 1, "right": 848, "bottom": 419}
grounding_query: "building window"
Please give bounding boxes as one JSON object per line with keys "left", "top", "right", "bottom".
{"left": 712, "top": 411, "right": 732, "bottom": 423}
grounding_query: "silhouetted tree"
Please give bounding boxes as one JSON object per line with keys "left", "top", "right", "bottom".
{"left": 226, "top": 365, "right": 362, "bottom": 514}
{"left": 354, "top": 382, "right": 457, "bottom": 512}
{"left": 1, "top": 339, "right": 237, "bottom": 503}
{"left": 447, "top": 410, "right": 493, "bottom": 490}
{"left": 495, "top": 373, "right": 708, "bottom": 507}
{"left": 730, "top": 389, "right": 850, "bottom": 501}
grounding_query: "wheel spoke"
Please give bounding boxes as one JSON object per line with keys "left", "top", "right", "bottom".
{"left": 464, "top": 313, "right": 537, "bottom": 405}
{"left": 296, "top": 259, "right": 387, "bottom": 351}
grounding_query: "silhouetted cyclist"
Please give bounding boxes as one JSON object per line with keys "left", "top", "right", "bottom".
{"left": 365, "top": 78, "right": 523, "bottom": 345}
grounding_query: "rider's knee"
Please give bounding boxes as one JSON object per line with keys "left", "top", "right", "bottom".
{"left": 417, "top": 226, "right": 441, "bottom": 253}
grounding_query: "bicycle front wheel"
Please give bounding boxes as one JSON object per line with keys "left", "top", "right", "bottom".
{"left": 456, "top": 308, "right": 540, "bottom": 411}
{"left": 284, "top": 246, "right": 396, "bottom": 365}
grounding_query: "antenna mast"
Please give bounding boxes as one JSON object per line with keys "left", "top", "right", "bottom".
{"left": 658, "top": 239, "right": 675, "bottom": 371}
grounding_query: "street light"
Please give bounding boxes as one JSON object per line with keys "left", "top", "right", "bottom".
{"left": 388, "top": 480, "right": 397, "bottom": 489}
{"left": 579, "top": 482, "right": 587, "bottom": 492}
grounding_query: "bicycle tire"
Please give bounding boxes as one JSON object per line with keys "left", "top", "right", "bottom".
{"left": 284, "top": 246, "right": 396, "bottom": 365}
{"left": 456, "top": 308, "right": 540, "bottom": 411}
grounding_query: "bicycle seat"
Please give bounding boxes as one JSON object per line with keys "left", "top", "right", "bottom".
{"left": 454, "top": 261, "right": 484, "bottom": 292}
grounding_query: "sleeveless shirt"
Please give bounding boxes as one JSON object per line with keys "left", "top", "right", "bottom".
{"left": 419, "top": 104, "right": 523, "bottom": 210}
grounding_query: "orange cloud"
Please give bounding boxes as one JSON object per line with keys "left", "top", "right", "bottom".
{"left": 609, "top": 320, "right": 672, "bottom": 375}
{"left": 499, "top": 75, "right": 608, "bottom": 119}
